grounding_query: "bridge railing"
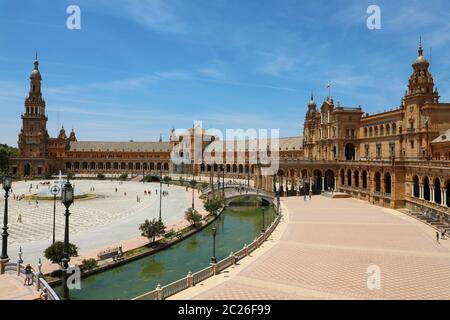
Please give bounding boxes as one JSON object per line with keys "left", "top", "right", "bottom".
{"left": 3, "top": 262, "right": 60, "bottom": 300}
{"left": 133, "top": 212, "right": 282, "bottom": 300}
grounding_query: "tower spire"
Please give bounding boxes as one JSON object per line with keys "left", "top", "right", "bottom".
{"left": 418, "top": 36, "right": 423, "bottom": 56}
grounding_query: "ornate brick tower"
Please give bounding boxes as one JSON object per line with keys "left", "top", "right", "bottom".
{"left": 17, "top": 54, "right": 49, "bottom": 161}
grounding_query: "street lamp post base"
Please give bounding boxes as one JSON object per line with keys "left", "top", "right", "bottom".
{"left": 0, "top": 257, "right": 10, "bottom": 274}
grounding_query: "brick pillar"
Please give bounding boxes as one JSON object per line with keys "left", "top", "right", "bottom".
{"left": 186, "top": 272, "right": 193, "bottom": 287}
{"left": 156, "top": 284, "right": 163, "bottom": 300}
{"left": 430, "top": 186, "right": 435, "bottom": 203}
{"left": 442, "top": 188, "right": 447, "bottom": 207}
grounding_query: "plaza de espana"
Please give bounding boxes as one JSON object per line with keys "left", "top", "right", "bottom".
{"left": 9, "top": 43, "right": 450, "bottom": 220}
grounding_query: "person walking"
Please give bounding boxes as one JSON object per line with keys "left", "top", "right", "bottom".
{"left": 40, "top": 288, "right": 49, "bottom": 300}
{"left": 24, "top": 264, "right": 33, "bottom": 286}
{"left": 436, "top": 231, "right": 440, "bottom": 243}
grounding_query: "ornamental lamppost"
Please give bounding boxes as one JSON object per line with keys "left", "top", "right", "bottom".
{"left": 159, "top": 166, "right": 163, "bottom": 221}
{"left": 61, "top": 179, "right": 74, "bottom": 300}
{"left": 211, "top": 226, "right": 217, "bottom": 263}
{"left": 277, "top": 193, "right": 280, "bottom": 215}
{"left": 50, "top": 185, "right": 60, "bottom": 244}
{"left": 261, "top": 206, "right": 266, "bottom": 234}
{"left": 221, "top": 164, "right": 225, "bottom": 198}
{"left": 191, "top": 181, "right": 195, "bottom": 210}
{"left": 0, "top": 175, "right": 12, "bottom": 274}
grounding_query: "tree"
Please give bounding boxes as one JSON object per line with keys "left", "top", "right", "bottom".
{"left": 119, "top": 173, "right": 128, "bottom": 181}
{"left": 190, "top": 179, "right": 197, "bottom": 188}
{"left": 163, "top": 176, "right": 172, "bottom": 185}
{"left": 185, "top": 208, "right": 202, "bottom": 227}
{"left": 204, "top": 193, "right": 224, "bottom": 216}
{"left": 139, "top": 218, "right": 166, "bottom": 243}
{"left": 0, "top": 144, "right": 18, "bottom": 173}
{"left": 44, "top": 241, "right": 79, "bottom": 267}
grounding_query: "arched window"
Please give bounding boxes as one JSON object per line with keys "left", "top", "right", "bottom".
{"left": 434, "top": 178, "right": 441, "bottom": 204}
{"left": 413, "top": 175, "right": 420, "bottom": 198}
{"left": 375, "top": 172, "right": 381, "bottom": 192}
{"left": 362, "top": 171, "right": 368, "bottom": 189}
{"left": 385, "top": 173, "right": 391, "bottom": 195}
{"left": 423, "top": 177, "right": 430, "bottom": 201}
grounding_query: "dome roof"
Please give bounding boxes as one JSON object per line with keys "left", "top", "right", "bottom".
{"left": 414, "top": 54, "right": 428, "bottom": 64}
{"left": 30, "top": 60, "right": 41, "bottom": 79}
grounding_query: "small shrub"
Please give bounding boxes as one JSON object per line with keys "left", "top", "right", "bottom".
{"left": 81, "top": 258, "right": 98, "bottom": 270}
{"left": 97, "top": 173, "right": 106, "bottom": 180}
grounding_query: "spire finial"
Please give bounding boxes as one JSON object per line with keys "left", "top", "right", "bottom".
{"left": 33, "top": 51, "right": 39, "bottom": 69}
{"left": 418, "top": 36, "right": 423, "bottom": 56}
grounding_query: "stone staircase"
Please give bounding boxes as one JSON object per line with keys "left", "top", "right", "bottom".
{"left": 402, "top": 209, "right": 449, "bottom": 232}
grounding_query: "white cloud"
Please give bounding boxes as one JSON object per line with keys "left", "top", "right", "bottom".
{"left": 258, "top": 52, "right": 298, "bottom": 76}
{"left": 123, "top": 0, "right": 186, "bottom": 34}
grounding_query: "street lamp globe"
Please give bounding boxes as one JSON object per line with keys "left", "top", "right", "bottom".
{"left": 2, "top": 175, "right": 12, "bottom": 191}
{"left": 62, "top": 181, "right": 74, "bottom": 208}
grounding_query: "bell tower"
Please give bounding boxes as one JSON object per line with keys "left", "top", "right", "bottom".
{"left": 18, "top": 53, "right": 49, "bottom": 158}
{"left": 404, "top": 38, "right": 439, "bottom": 106}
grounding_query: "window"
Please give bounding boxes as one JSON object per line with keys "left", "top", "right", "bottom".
{"left": 389, "top": 141, "right": 395, "bottom": 158}
{"left": 376, "top": 143, "right": 382, "bottom": 157}
{"left": 364, "top": 144, "right": 370, "bottom": 158}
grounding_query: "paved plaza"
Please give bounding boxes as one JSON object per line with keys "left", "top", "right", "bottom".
{"left": 0, "top": 180, "right": 190, "bottom": 266}
{"left": 0, "top": 273, "right": 39, "bottom": 300}
{"left": 172, "top": 196, "right": 450, "bottom": 300}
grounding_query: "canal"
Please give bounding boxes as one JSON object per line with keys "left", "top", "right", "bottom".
{"left": 54, "top": 201, "right": 276, "bottom": 300}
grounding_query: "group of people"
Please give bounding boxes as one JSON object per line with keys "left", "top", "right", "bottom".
{"left": 12, "top": 193, "right": 25, "bottom": 201}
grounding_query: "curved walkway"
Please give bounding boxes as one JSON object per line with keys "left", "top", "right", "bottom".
{"left": 171, "top": 196, "right": 450, "bottom": 300}
{"left": 0, "top": 273, "right": 40, "bottom": 300}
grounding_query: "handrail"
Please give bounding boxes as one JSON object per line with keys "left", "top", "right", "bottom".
{"left": 3, "top": 262, "right": 60, "bottom": 300}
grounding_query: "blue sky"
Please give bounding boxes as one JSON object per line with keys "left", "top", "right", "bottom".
{"left": 1, "top": 0, "right": 450, "bottom": 146}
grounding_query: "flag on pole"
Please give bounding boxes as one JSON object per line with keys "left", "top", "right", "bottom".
{"left": 326, "top": 81, "right": 332, "bottom": 99}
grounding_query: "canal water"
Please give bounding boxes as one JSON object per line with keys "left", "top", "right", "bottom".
{"left": 54, "top": 203, "right": 276, "bottom": 300}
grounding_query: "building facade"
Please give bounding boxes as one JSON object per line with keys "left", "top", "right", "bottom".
{"left": 9, "top": 43, "right": 450, "bottom": 217}
{"left": 253, "top": 43, "right": 450, "bottom": 220}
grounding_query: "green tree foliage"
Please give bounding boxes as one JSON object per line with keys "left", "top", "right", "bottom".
{"left": 204, "top": 193, "right": 224, "bottom": 216}
{"left": 144, "top": 175, "right": 160, "bottom": 182}
{"left": 184, "top": 207, "right": 202, "bottom": 227}
{"left": 80, "top": 258, "right": 98, "bottom": 270}
{"left": 44, "top": 241, "right": 79, "bottom": 267}
{"left": 139, "top": 218, "right": 166, "bottom": 243}
{"left": 0, "top": 144, "right": 18, "bottom": 173}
